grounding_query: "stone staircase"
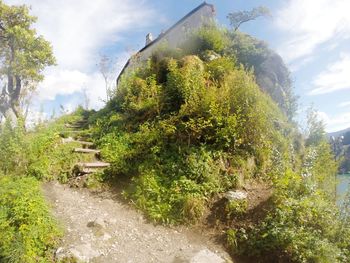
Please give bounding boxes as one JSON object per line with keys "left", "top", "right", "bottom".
{"left": 61, "top": 118, "right": 110, "bottom": 185}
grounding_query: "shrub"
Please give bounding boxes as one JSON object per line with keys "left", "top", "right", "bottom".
{"left": 0, "top": 111, "right": 96, "bottom": 182}
{"left": 86, "top": 23, "right": 349, "bottom": 263}
{"left": 180, "top": 195, "right": 206, "bottom": 223}
{"left": 225, "top": 199, "right": 248, "bottom": 219}
{"left": 230, "top": 193, "right": 347, "bottom": 262}
{"left": 0, "top": 176, "right": 61, "bottom": 262}
{"left": 228, "top": 169, "right": 350, "bottom": 262}
{"left": 181, "top": 25, "right": 229, "bottom": 55}
{"left": 92, "top": 34, "right": 291, "bottom": 225}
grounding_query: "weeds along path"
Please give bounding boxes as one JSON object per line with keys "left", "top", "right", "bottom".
{"left": 42, "top": 181, "right": 232, "bottom": 263}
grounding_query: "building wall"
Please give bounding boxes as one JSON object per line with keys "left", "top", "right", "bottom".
{"left": 119, "top": 4, "right": 215, "bottom": 82}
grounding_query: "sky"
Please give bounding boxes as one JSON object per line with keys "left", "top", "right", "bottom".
{"left": 4, "top": 0, "right": 350, "bottom": 132}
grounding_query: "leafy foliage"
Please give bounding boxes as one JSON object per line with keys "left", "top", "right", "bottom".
{"left": 0, "top": 108, "right": 95, "bottom": 261}
{"left": 229, "top": 169, "right": 350, "bottom": 263}
{"left": 88, "top": 25, "right": 349, "bottom": 262}
{"left": 0, "top": 1, "right": 55, "bottom": 120}
{"left": 339, "top": 147, "right": 350, "bottom": 173}
{"left": 180, "top": 25, "right": 229, "bottom": 55}
{"left": 0, "top": 110, "right": 95, "bottom": 182}
{"left": 0, "top": 21, "right": 342, "bottom": 263}
{"left": 91, "top": 27, "right": 295, "bottom": 226}
{"left": 0, "top": 175, "right": 61, "bottom": 262}
{"left": 225, "top": 199, "right": 248, "bottom": 219}
{"left": 179, "top": 25, "right": 298, "bottom": 119}
{"left": 334, "top": 130, "right": 350, "bottom": 174}
{"left": 227, "top": 110, "right": 347, "bottom": 262}
{"left": 226, "top": 31, "right": 298, "bottom": 119}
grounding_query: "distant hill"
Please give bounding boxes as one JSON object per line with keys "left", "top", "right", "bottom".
{"left": 328, "top": 127, "right": 350, "bottom": 138}
{"left": 328, "top": 127, "right": 350, "bottom": 173}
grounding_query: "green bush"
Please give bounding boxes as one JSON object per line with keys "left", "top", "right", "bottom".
{"left": 228, "top": 116, "right": 345, "bottom": 263}
{"left": 0, "top": 110, "right": 95, "bottom": 182}
{"left": 0, "top": 176, "right": 61, "bottom": 262}
{"left": 0, "top": 108, "right": 93, "bottom": 261}
{"left": 181, "top": 25, "right": 229, "bottom": 55}
{"left": 229, "top": 163, "right": 349, "bottom": 263}
{"left": 225, "top": 199, "right": 248, "bottom": 219}
{"left": 0, "top": 120, "right": 28, "bottom": 175}
{"left": 90, "top": 27, "right": 292, "bottom": 225}
{"left": 230, "top": 192, "right": 349, "bottom": 262}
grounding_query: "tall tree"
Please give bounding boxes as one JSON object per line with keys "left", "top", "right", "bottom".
{"left": 305, "top": 107, "right": 326, "bottom": 147}
{"left": 0, "top": 1, "right": 55, "bottom": 123}
{"left": 98, "top": 54, "right": 118, "bottom": 102}
{"left": 227, "top": 6, "right": 271, "bottom": 31}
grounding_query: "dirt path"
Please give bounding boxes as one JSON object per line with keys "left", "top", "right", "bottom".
{"left": 42, "top": 181, "right": 232, "bottom": 263}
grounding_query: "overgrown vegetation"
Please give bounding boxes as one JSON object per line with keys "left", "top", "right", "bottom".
{"left": 0, "top": 14, "right": 348, "bottom": 263}
{"left": 0, "top": 0, "right": 55, "bottom": 123}
{"left": 0, "top": 109, "right": 95, "bottom": 262}
{"left": 90, "top": 25, "right": 292, "bottom": 223}
{"left": 0, "top": 111, "right": 94, "bottom": 182}
{"left": 85, "top": 24, "right": 350, "bottom": 262}
{"left": 0, "top": 176, "right": 60, "bottom": 262}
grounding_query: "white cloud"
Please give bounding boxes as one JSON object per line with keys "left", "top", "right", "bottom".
{"left": 316, "top": 111, "right": 330, "bottom": 125}
{"left": 320, "top": 111, "right": 350, "bottom": 132}
{"left": 26, "top": 108, "right": 48, "bottom": 128}
{"left": 288, "top": 55, "right": 315, "bottom": 72}
{"left": 8, "top": 0, "right": 154, "bottom": 70}
{"left": 309, "top": 53, "right": 350, "bottom": 95}
{"left": 339, "top": 101, "right": 350, "bottom": 108}
{"left": 38, "top": 70, "right": 107, "bottom": 108}
{"left": 4, "top": 0, "right": 154, "bottom": 113}
{"left": 275, "top": 0, "right": 350, "bottom": 63}
{"left": 38, "top": 69, "right": 89, "bottom": 101}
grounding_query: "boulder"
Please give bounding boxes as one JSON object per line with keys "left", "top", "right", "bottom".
{"left": 87, "top": 218, "right": 106, "bottom": 228}
{"left": 224, "top": 190, "right": 247, "bottom": 201}
{"left": 69, "top": 243, "right": 101, "bottom": 261}
{"left": 173, "top": 249, "right": 226, "bottom": 263}
{"left": 190, "top": 249, "right": 226, "bottom": 263}
{"left": 55, "top": 244, "right": 101, "bottom": 262}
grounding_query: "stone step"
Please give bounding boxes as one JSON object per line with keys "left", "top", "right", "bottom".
{"left": 73, "top": 162, "right": 110, "bottom": 176}
{"left": 76, "top": 162, "right": 110, "bottom": 169}
{"left": 80, "top": 168, "right": 98, "bottom": 174}
{"left": 72, "top": 120, "right": 88, "bottom": 125}
{"left": 76, "top": 140, "right": 94, "bottom": 147}
{"left": 66, "top": 130, "right": 82, "bottom": 133}
{"left": 73, "top": 148, "right": 100, "bottom": 154}
{"left": 65, "top": 124, "right": 84, "bottom": 129}
{"left": 74, "top": 135, "right": 92, "bottom": 142}
{"left": 61, "top": 137, "right": 94, "bottom": 147}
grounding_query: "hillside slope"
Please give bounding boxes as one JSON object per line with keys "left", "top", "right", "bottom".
{"left": 0, "top": 25, "right": 349, "bottom": 263}
{"left": 85, "top": 25, "right": 350, "bottom": 263}
{"left": 328, "top": 127, "right": 350, "bottom": 138}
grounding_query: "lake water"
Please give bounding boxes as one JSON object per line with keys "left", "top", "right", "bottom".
{"left": 337, "top": 174, "right": 350, "bottom": 205}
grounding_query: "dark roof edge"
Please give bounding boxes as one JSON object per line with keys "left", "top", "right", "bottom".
{"left": 117, "top": 2, "right": 214, "bottom": 83}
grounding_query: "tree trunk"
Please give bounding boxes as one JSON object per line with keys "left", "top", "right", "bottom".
{"left": 0, "top": 73, "right": 22, "bottom": 125}
{"left": 4, "top": 107, "right": 17, "bottom": 126}
{"left": 0, "top": 84, "right": 20, "bottom": 126}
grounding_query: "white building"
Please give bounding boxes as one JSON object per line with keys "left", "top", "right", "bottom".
{"left": 117, "top": 2, "right": 216, "bottom": 84}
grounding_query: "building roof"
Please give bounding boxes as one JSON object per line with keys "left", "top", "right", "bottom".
{"left": 116, "top": 2, "right": 215, "bottom": 83}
